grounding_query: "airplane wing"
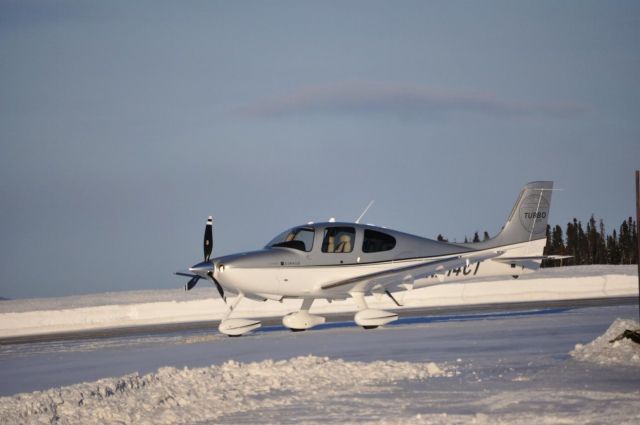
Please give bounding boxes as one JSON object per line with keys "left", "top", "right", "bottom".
{"left": 320, "top": 251, "right": 502, "bottom": 294}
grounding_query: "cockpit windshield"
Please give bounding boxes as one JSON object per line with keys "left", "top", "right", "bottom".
{"left": 267, "top": 227, "right": 315, "bottom": 252}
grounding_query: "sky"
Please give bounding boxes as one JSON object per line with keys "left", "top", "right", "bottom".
{"left": 1, "top": 0, "right": 638, "bottom": 299}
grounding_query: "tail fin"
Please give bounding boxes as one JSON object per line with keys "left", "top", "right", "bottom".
{"left": 476, "top": 181, "right": 553, "bottom": 248}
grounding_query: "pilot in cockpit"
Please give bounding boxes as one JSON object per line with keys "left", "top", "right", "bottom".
{"left": 326, "top": 235, "right": 335, "bottom": 252}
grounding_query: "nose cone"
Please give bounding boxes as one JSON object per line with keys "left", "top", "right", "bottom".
{"left": 189, "top": 261, "right": 214, "bottom": 278}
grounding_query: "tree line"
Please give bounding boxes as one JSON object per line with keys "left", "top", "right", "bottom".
{"left": 436, "top": 215, "right": 638, "bottom": 266}
{"left": 542, "top": 216, "right": 638, "bottom": 267}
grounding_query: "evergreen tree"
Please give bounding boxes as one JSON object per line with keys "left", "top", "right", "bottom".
{"left": 483, "top": 231, "right": 491, "bottom": 241}
{"left": 552, "top": 225, "right": 565, "bottom": 255}
{"left": 436, "top": 234, "right": 447, "bottom": 242}
{"left": 577, "top": 220, "right": 588, "bottom": 265}
{"left": 543, "top": 224, "right": 566, "bottom": 268}
{"left": 543, "top": 224, "right": 553, "bottom": 267}
{"left": 585, "top": 215, "right": 606, "bottom": 264}
{"left": 596, "top": 219, "right": 607, "bottom": 264}
{"left": 607, "top": 229, "right": 621, "bottom": 264}
{"left": 586, "top": 215, "right": 598, "bottom": 264}
{"left": 472, "top": 231, "right": 480, "bottom": 243}
{"left": 630, "top": 217, "right": 638, "bottom": 264}
{"left": 620, "top": 218, "right": 631, "bottom": 264}
{"left": 566, "top": 219, "right": 579, "bottom": 265}
{"left": 545, "top": 224, "right": 551, "bottom": 249}
{"left": 565, "top": 221, "right": 574, "bottom": 265}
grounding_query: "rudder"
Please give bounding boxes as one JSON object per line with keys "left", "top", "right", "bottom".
{"left": 476, "top": 181, "right": 553, "bottom": 248}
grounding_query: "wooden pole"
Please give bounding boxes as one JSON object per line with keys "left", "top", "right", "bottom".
{"left": 636, "top": 170, "right": 639, "bottom": 324}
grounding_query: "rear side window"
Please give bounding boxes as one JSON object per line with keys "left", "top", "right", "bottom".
{"left": 362, "top": 229, "right": 396, "bottom": 253}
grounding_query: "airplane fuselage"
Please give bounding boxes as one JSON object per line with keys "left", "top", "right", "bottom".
{"left": 210, "top": 224, "right": 546, "bottom": 300}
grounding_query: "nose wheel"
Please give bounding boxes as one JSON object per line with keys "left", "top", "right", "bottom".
{"left": 218, "top": 318, "right": 261, "bottom": 336}
{"left": 218, "top": 293, "right": 262, "bottom": 336}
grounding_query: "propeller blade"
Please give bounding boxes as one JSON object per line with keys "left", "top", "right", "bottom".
{"left": 208, "top": 272, "right": 226, "bottom": 304}
{"left": 204, "top": 216, "right": 213, "bottom": 262}
{"left": 175, "top": 271, "right": 197, "bottom": 278}
{"left": 185, "top": 276, "right": 200, "bottom": 291}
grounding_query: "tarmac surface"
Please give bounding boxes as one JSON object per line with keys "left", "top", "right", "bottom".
{"left": 1, "top": 296, "right": 635, "bottom": 345}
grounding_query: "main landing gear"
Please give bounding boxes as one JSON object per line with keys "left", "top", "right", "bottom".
{"left": 281, "top": 293, "right": 399, "bottom": 332}
{"left": 218, "top": 293, "right": 401, "bottom": 336}
{"left": 283, "top": 298, "right": 326, "bottom": 331}
{"left": 351, "top": 292, "right": 398, "bottom": 329}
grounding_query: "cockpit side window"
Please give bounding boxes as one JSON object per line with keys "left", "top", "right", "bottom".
{"left": 322, "top": 227, "right": 355, "bottom": 253}
{"left": 268, "top": 227, "right": 315, "bottom": 252}
{"left": 362, "top": 229, "right": 396, "bottom": 253}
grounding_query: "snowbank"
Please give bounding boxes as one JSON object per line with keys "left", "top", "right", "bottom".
{"left": 0, "top": 265, "right": 637, "bottom": 338}
{"left": 0, "top": 355, "right": 450, "bottom": 425}
{"left": 571, "top": 318, "right": 640, "bottom": 366}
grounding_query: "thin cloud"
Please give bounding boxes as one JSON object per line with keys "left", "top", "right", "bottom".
{"left": 236, "top": 82, "right": 589, "bottom": 119}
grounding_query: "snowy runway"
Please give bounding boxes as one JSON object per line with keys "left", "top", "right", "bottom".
{"left": 1, "top": 302, "right": 639, "bottom": 424}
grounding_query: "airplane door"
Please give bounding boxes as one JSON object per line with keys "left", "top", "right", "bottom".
{"left": 319, "top": 226, "right": 359, "bottom": 265}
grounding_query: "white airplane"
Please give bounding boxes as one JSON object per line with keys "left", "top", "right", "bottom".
{"left": 177, "top": 181, "right": 567, "bottom": 336}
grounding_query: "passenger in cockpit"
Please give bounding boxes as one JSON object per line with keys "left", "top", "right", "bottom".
{"left": 334, "top": 234, "right": 352, "bottom": 253}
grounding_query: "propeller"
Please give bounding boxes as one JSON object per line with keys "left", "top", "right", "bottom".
{"left": 204, "top": 216, "right": 213, "bottom": 262}
{"left": 186, "top": 275, "right": 200, "bottom": 291}
{"left": 208, "top": 271, "right": 227, "bottom": 303}
{"left": 177, "top": 216, "right": 226, "bottom": 303}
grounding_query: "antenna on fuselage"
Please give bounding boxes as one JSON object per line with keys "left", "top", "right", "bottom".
{"left": 355, "top": 200, "right": 375, "bottom": 224}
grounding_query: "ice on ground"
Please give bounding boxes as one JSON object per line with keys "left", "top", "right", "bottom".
{"left": 364, "top": 388, "right": 640, "bottom": 425}
{"left": 1, "top": 265, "right": 637, "bottom": 339}
{"left": 0, "top": 355, "right": 451, "bottom": 425}
{"left": 2, "top": 304, "right": 640, "bottom": 424}
{"left": 571, "top": 318, "right": 640, "bottom": 366}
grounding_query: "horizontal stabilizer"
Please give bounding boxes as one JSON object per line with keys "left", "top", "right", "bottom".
{"left": 493, "top": 255, "right": 572, "bottom": 262}
{"left": 493, "top": 255, "right": 572, "bottom": 270}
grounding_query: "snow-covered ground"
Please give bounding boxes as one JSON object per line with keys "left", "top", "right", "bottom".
{"left": 0, "top": 265, "right": 636, "bottom": 338}
{"left": 0, "top": 356, "right": 450, "bottom": 424}
{"left": 571, "top": 318, "right": 640, "bottom": 366}
{"left": 1, "top": 302, "right": 639, "bottom": 424}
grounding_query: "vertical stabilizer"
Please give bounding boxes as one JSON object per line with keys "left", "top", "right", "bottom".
{"left": 472, "top": 181, "right": 553, "bottom": 249}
